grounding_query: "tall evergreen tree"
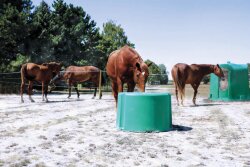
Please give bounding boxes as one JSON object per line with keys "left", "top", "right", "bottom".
{"left": 28, "top": 1, "right": 53, "bottom": 63}
{"left": 0, "top": 0, "right": 33, "bottom": 72}
{"left": 51, "top": 0, "right": 101, "bottom": 67}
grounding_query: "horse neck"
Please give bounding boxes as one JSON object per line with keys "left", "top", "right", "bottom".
{"left": 197, "top": 64, "right": 214, "bottom": 76}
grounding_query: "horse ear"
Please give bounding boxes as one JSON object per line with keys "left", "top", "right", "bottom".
{"left": 146, "top": 62, "right": 153, "bottom": 67}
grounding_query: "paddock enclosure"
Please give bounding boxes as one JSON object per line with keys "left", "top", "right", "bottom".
{"left": 0, "top": 85, "right": 250, "bottom": 166}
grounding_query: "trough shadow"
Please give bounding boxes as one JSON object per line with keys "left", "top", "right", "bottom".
{"left": 171, "top": 125, "right": 193, "bottom": 132}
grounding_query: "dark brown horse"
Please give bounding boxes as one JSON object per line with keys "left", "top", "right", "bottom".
{"left": 171, "top": 63, "right": 224, "bottom": 106}
{"left": 106, "top": 45, "right": 152, "bottom": 103}
{"left": 20, "top": 62, "right": 62, "bottom": 103}
{"left": 50, "top": 66, "right": 103, "bottom": 99}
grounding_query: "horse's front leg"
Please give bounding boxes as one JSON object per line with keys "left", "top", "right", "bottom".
{"left": 73, "top": 83, "right": 80, "bottom": 98}
{"left": 191, "top": 83, "right": 200, "bottom": 105}
{"left": 92, "top": 87, "right": 97, "bottom": 99}
{"left": 28, "top": 81, "right": 35, "bottom": 102}
{"left": 44, "top": 84, "right": 49, "bottom": 102}
{"left": 42, "top": 82, "right": 45, "bottom": 102}
{"left": 68, "top": 80, "right": 72, "bottom": 98}
{"left": 111, "top": 81, "right": 118, "bottom": 104}
{"left": 117, "top": 78, "right": 123, "bottom": 93}
{"left": 20, "top": 80, "right": 25, "bottom": 103}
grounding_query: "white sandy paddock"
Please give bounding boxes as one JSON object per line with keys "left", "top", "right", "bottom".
{"left": 0, "top": 91, "right": 250, "bottom": 167}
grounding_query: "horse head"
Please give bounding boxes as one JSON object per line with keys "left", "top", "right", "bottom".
{"left": 42, "top": 62, "right": 62, "bottom": 74}
{"left": 133, "top": 61, "right": 152, "bottom": 92}
{"left": 214, "top": 64, "right": 224, "bottom": 78}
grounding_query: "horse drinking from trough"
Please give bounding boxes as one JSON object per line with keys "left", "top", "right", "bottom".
{"left": 50, "top": 66, "right": 104, "bottom": 99}
{"left": 20, "top": 62, "right": 62, "bottom": 103}
{"left": 171, "top": 63, "right": 224, "bottom": 106}
{"left": 106, "top": 45, "right": 152, "bottom": 104}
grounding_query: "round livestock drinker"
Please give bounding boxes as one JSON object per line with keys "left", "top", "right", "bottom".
{"left": 116, "top": 92, "right": 172, "bottom": 132}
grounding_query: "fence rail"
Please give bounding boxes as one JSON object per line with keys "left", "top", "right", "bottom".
{"left": 0, "top": 71, "right": 169, "bottom": 94}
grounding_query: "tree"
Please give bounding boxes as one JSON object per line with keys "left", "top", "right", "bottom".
{"left": 28, "top": 1, "right": 54, "bottom": 63}
{"left": 0, "top": 0, "right": 33, "bottom": 72}
{"left": 145, "top": 60, "right": 161, "bottom": 85}
{"left": 51, "top": 0, "right": 101, "bottom": 67}
{"left": 101, "top": 20, "right": 135, "bottom": 55}
{"left": 158, "top": 64, "right": 168, "bottom": 84}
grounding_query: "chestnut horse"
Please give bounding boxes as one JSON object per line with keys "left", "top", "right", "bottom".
{"left": 171, "top": 63, "right": 224, "bottom": 106}
{"left": 50, "top": 66, "right": 103, "bottom": 99}
{"left": 106, "top": 45, "right": 152, "bottom": 103}
{"left": 20, "top": 62, "right": 62, "bottom": 103}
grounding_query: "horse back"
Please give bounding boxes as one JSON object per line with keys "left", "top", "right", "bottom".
{"left": 64, "top": 65, "right": 100, "bottom": 82}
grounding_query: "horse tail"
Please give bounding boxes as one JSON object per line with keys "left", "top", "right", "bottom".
{"left": 20, "top": 64, "right": 27, "bottom": 84}
{"left": 176, "top": 68, "right": 185, "bottom": 98}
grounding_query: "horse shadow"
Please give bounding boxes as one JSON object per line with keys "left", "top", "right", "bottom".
{"left": 190, "top": 103, "right": 228, "bottom": 107}
{"left": 171, "top": 124, "right": 193, "bottom": 132}
{"left": 47, "top": 99, "right": 86, "bottom": 103}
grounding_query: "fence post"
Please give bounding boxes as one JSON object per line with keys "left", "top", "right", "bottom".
{"left": 98, "top": 70, "right": 102, "bottom": 99}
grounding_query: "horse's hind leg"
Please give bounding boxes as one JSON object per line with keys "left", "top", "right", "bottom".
{"left": 174, "top": 84, "right": 179, "bottom": 106}
{"left": 73, "top": 83, "right": 80, "bottom": 98}
{"left": 28, "top": 81, "right": 35, "bottom": 102}
{"left": 180, "top": 84, "right": 185, "bottom": 106}
{"left": 92, "top": 87, "right": 97, "bottom": 99}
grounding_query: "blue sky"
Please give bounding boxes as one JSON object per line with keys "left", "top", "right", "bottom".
{"left": 32, "top": 0, "right": 250, "bottom": 76}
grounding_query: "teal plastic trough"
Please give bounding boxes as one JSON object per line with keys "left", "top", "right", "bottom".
{"left": 116, "top": 92, "right": 172, "bottom": 132}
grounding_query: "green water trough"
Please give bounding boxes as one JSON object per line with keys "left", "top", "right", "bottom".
{"left": 116, "top": 92, "right": 172, "bottom": 132}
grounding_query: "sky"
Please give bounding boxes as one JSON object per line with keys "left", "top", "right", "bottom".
{"left": 32, "top": 0, "right": 250, "bottom": 77}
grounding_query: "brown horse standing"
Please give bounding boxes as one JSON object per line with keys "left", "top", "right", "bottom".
{"left": 171, "top": 63, "right": 224, "bottom": 106}
{"left": 50, "top": 66, "right": 103, "bottom": 99}
{"left": 20, "top": 62, "right": 62, "bottom": 103}
{"left": 106, "top": 45, "right": 152, "bottom": 103}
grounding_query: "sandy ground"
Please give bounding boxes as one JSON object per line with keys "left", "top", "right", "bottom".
{"left": 0, "top": 87, "right": 250, "bottom": 167}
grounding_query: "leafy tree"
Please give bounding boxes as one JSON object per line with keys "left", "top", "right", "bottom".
{"left": 158, "top": 64, "right": 168, "bottom": 84}
{"left": 51, "top": 0, "right": 101, "bottom": 67}
{"left": 101, "top": 20, "right": 135, "bottom": 55}
{"left": 0, "top": 0, "right": 33, "bottom": 72}
{"left": 28, "top": 1, "right": 54, "bottom": 63}
{"left": 145, "top": 60, "right": 161, "bottom": 84}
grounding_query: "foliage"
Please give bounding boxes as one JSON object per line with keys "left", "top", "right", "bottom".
{"left": 101, "top": 20, "right": 135, "bottom": 55}
{"left": 0, "top": 0, "right": 159, "bottom": 80}
{"left": 7, "top": 54, "right": 30, "bottom": 72}
{"left": 145, "top": 60, "right": 168, "bottom": 85}
{"left": 0, "top": 0, "right": 33, "bottom": 72}
{"left": 158, "top": 64, "right": 168, "bottom": 84}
